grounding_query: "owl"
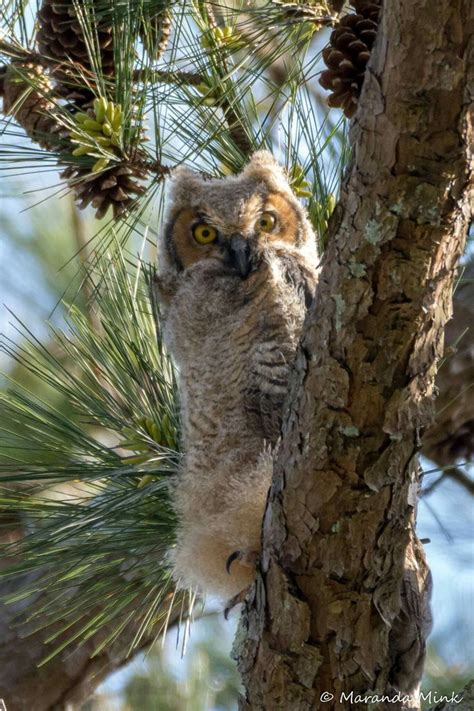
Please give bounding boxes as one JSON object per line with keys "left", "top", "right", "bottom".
{"left": 154, "top": 151, "right": 319, "bottom": 600}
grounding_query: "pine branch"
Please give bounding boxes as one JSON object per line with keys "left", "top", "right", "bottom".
{"left": 0, "top": 251, "right": 186, "bottom": 671}
{"left": 427, "top": 679, "right": 474, "bottom": 711}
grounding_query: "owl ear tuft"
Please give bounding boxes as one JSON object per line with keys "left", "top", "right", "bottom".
{"left": 243, "top": 150, "right": 290, "bottom": 192}
{"left": 168, "top": 165, "right": 203, "bottom": 207}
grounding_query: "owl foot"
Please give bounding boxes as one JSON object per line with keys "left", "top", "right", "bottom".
{"left": 224, "top": 586, "right": 251, "bottom": 620}
{"left": 226, "top": 549, "right": 259, "bottom": 574}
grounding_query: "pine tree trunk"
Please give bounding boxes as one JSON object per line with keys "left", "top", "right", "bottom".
{"left": 235, "top": 0, "right": 473, "bottom": 708}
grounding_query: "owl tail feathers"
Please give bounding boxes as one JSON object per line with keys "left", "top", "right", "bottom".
{"left": 170, "top": 449, "right": 273, "bottom": 601}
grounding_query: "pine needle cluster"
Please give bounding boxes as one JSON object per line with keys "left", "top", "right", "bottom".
{"left": 0, "top": 252, "right": 190, "bottom": 658}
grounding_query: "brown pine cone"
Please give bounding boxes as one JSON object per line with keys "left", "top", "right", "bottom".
{"left": 351, "top": 0, "right": 380, "bottom": 14}
{"left": 61, "top": 161, "right": 148, "bottom": 219}
{"left": 319, "top": 0, "right": 381, "bottom": 118}
{"left": 36, "top": 0, "right": 114, "bottom": 109}
{"left": 1, "top": 62, "right": 65, "bottom": 149}
{"left": 37, "top": 0, "right": 114, "bottom": 71}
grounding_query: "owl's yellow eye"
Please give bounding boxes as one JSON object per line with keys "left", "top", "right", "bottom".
{"left": 193, "top": 223, "right": 218, "bottom": 244}
{"left": 257, "top": 212, "right": 276, "bottom": 233}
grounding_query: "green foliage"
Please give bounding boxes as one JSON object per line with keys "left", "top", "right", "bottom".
{"left": 0, "top": 250, "right": 187, "bottom": 659}
{"left": 422, "top": 646, "right": 474, "bottom": 709}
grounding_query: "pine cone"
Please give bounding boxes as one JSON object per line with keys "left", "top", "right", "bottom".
{"left": 1, "top": 62, "right": 65, "bottom": 149}
{"left": 36, "top": 0, "right": 114, "bottom": 109}
{"left": 140, "top": 8, "right": 172, "bottom": 61}
{"left": 61, "top": 161, "right": 148, "bottom": 219}
{"left": 319, "top": 0, "right": 381, "bottom": 118}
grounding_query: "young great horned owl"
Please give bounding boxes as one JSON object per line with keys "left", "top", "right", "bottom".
{"left": 154, "top": 151, "right": 319, "bottom": 599}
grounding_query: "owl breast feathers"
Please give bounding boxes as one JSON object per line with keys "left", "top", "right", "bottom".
{"left": 154, "top": 151, "right": 320, "bottom": 599}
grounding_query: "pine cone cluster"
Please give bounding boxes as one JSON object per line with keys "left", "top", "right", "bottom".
{"left": 1, "top": 1, "right": 175, "bottom": 220}
{"left": 34, "top": 1, "right": 153, "bottom": 218}
{"left": 61, "top": 162, "right": 148, "bottom": 219}
{"left": 0, "top": 62, "right": 65, "bottom": 149}
{"left": 320, "top": 0, "right": 381, "bottom": 118}
{"left": 36, "top": 0, "right": 115, "bottom": 109}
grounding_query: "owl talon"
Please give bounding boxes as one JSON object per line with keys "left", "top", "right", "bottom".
{"left": 226, "top": 550, "right": 241, "bottom": 574}
{"left": 226, "top": 549, "right": 259, "bottom": 574}
{"left": 224, "top": 586, "right": 251, "bottom": 620}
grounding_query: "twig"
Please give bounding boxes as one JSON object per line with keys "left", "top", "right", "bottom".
{"left": 198, "top": 2, "right": 253, "bottom": 157}
{"left": 422, "top": 461, "right": 474, "bottom": 496}
{"left": 68, "top": 196, "right": 103, "bottom": 336}
{"left": 132, "top": 68, "right": 204, "bottom": 86}
{"left": 0, "top": 37, "right": 39, "bottom": 62}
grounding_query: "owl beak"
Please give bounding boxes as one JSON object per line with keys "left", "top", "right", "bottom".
{"left": 226, "top": 234, "right": 253, "bottom": 279}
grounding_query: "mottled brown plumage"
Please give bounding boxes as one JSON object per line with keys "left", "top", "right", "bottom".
{"left": 154, "top": 152, "right": 319, "bottom": 599}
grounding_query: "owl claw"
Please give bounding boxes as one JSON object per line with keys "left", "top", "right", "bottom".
{"left": 224, "top": 587, "right": 251, "bottom": 620}
{"left": 226, "top": 550, "right": 241, "bottom": 574}
{"left": 226, "top": 549, "right": 259, "bottom": 574}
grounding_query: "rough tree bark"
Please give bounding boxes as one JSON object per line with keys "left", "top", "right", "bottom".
{"left": 236, "top": 1, "right": 473, "bottom": 709}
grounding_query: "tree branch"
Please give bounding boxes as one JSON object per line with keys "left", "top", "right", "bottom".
{"left": 423, "top": 259, "right": 474, "bottom": 472}
{"left": 0, "top": 568, "right": 180, "bottom": 711}
{"left": 428, "top": 679, "right": 474, "bottom": 711}
{"left": 236, "top": 0, "right": 473, "bottom": 707}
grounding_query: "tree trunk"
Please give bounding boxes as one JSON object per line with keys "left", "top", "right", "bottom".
{"left": 235, "top": 0, "right": 473, "bottom": 709}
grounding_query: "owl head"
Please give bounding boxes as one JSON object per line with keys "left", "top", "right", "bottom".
{"left": 158, "top": 151, "right": 317, "bottom": 280}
